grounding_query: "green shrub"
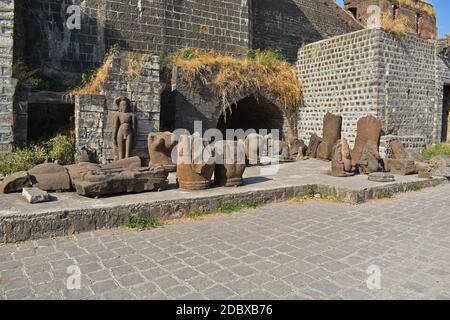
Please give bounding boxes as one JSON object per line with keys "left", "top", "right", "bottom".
{"left": 0, "top": 145, "right": 48, "bottom": 175}
{"left": 245, "top": 48, "right": 284, "bottom": 64}
{"left": 126, "top": 216, "right": 163, "bottom": 230}
{"left": 421, "top": 143, "right": 450, "bottom": 160}
{"left": 46, "top": 135, "right": 75, "bottom": 165}
{"left": 0, "top": 135, "right": 75, "bottom": 176}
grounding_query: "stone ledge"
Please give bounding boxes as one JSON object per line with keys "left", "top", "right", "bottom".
{"left": 0, "top": 176, "right": 446, "bottom": 244}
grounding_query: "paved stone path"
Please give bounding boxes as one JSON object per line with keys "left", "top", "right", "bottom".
{"left": 1, "top": 184, "right": 449, "bottom": 300}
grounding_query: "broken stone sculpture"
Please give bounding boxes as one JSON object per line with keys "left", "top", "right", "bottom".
{"left": 351, "top": 115, "right": 382, "bottom": 167}
{"left": 368, "top": 172, "right": 395, "bottom": 183}
{"left": 214, "top": 140, "right": 246, "bottom": 187}
{"left": 22, "top": 187, "right": 49, "bottom": 204}
{"left": 306, "top": 134, "right": 322, "bottom": 158}
{"left": 113, "top": 96, "right": 136, "bottom": 160}
{"left": 0, "top": 171, "right": 32, "bottom": 193}
{"left": 279, "top": 141, "right": 294, "bottom": 161}
{"left": 389, "top": 140, "right": 408, "bottom": 159}
{"left": 148, "top": 131, "right": 178, "bottom": 172}
{"left": 415, "top": 162, "right": 432, "bottom": 173}
{"left": 245, "top": 133, "right": 264, "bottom": 165}
{"left": 317, "top": 113, "right": 342, "bottom": 161}
{"left": 73, "top": 166, "right": 169, "bottom": 197}
{"left": 383, "top": 159, "right": 417, "bottom": 175}
{"left": 270, "top": 140, "right": 294, "bottom": 162}
{"left": 357, "top": 141, "right": 383, "bottom": 174}
{"left": 177, "top": 133, "right": 215, "bottom": 190}
{"left": 65, "top": 163, "right": 101, "bottom": 189}
{"left": 331, "top": 138, "right": 355, "bottom": 177}
{"left": 28, "top": 163, "right": 71, "bottom": 192}
{"left": 287, "top": 137, "right": 307, "bottom": 160}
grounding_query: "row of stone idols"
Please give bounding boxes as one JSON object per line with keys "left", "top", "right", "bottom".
{"left": 306, "top": 113, "right": 432, "bottom": 179}
{"left": 1, "top": 132, "right": 273, "bottom": 198}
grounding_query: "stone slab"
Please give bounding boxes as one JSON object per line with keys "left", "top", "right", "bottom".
{"left": 22, "top": 188, "right": 49, "bottom": 204}
{"left": 368, "top": 172, "right": 395, "bottom": 183}
{"left": 0, "top": 160, "right": 447, "bottom": 243}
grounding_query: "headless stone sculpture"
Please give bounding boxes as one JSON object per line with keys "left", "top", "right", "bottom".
{"left": 306, "top": 134, "right": 322, "bottom": 158}
{"left": 287, "top": 137, "right": 307, "bottom": 160}
{"left": 177, "top": 133, "right": 215, "bottom": 190}
{"left": 351, "top": 115, "right": 382, "bottom": 167}
{"left": 317, "top": 113, "right": 342, "bottom": 161}
{"left": 357, "top": 141, "right": 382, "bottom": 174}
{"left": 148, "top": 132, "right": 178, "bottom": 172}
{"left": 245, "top": 133, "right": 264, "bottom": 165}
{"left": 331, "top": 138, "right": 354, "bottom": 177}
{"left": 214, "top": 140, "right": 246, "bottom": 187}
{"left": 389, "top": 140, "right": 408, "bottom": 159}
{"left": 113, "top": 96, "right": 136, "bottom": 160}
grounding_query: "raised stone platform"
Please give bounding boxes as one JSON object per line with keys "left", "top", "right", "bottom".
{"left": 0, "top": 160, "right": 447, "bottom": 243}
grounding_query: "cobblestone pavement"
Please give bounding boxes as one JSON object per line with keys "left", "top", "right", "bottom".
{"left": 1, "top": 184, "right": 449, "bottom": 300}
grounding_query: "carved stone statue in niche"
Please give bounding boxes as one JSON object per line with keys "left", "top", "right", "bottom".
{"left": 113, "top": 96, "right": 136, "bottom": 160}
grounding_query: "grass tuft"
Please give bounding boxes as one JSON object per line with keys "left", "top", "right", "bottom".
{"left": 381, "top": 13, "right": 407, "bottom": 39}
{"left": 421, "top": 143, "right": 450, "bottom": 160}
{"left": 184, "top": 200, "right": 264, "bottom": 220}
{"left": 125, "top": 216, "right": 163, "bottom": 230}
{"left": 68, "top": 44, "right": 120, "bottom": 96}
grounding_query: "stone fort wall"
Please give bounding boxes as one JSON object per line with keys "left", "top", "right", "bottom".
{"left": 0, "top": 0, "right": 14, "bottom": 155}
{"left": 15, "top": 0, "right": 250, "bottom": 78}
{"left": 14, "top": 0, "right": 363, "bottom": 77}
{"left": 298, "top": 28, "right": 440, "bottom": 150}
{"left": 250, "top": 0, "right": 362, "bottom": 62}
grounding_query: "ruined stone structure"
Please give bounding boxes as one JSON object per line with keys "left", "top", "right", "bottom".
{"left": 298, "top": 27, "right": 447, "bottom": 152}
{"left": 344, "top": 0, "right": 437, "bottom": 40}
{"left": 0, "top": 0, "right": 449, "bottom": 159}
{"left": 74, "top": 52, "right": 160, "bottom": 162}
{"left": 1, "top": 0, "right": 366, "bottom": 158}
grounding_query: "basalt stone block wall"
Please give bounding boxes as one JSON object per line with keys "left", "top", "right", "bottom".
{"left": 250, "top": 0, "right": 362, "bottom": 62}
{"left": 298, "top": 28, "right": 441, "bottom": 150}
{"left": 377, "top": 30, "right": 438, "bottom": 144}
{"left": 298, "top": 28, "right": 381, "bottom": 148}
{"left": 75, "top": 52, "right": 160, "bottom": 163}
{"left": 15, "top": 0, "right": 249, "bottom": 79}
{"left": 0, "top": 0, "right": 14, "bottom": 156}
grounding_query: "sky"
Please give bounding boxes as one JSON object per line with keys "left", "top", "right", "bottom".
{"left": 336, "top": 0, "right": 449, "bottom": 37}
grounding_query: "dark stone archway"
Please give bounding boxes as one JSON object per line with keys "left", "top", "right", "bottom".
{"left": 172, "top": 69, "right": 298, "bottom": 140}
{"left": 442, "top": 85, "right": 450, "bottom": 142}
{"left": 216, "top": 95, "right": 287, "bottom": 139}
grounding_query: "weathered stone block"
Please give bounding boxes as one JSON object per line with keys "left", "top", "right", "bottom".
{"left": 384, "top": 159, "right": 417, "bottom": 175}
{"left": 0, "top": 171, "right": 31, "bottom": 193}
{"left": 22, "top": 187, "right": 49, "bottom": 204}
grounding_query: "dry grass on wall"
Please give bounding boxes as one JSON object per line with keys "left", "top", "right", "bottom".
{"left": 67, "top": 46, "right": 149, "bottom": 96}
{"left": 397, "top": 0, "right": 436, "bottom": 18}
{"left": 125, "top": 51, "right": 150, "bottom": 81}
{"left": 171, "top": 48, "right": 302, "bottom": 116}
{"left": 68, "top": 53, "right": 115, "bottom": 96}
{"left": 381, "top": 13, "right": 408, "bottom": 38}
